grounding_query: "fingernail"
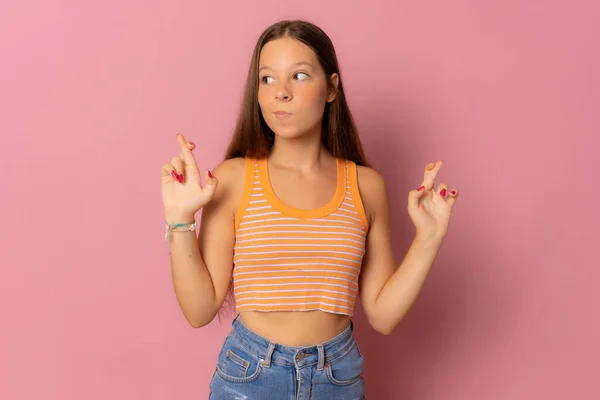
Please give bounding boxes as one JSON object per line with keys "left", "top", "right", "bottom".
{"left": 171, "top": 170, "right": 178, "bottom": 178}
{"left": 451, "top": 190, "right": 456, "bottom": 195}
{"left": 177, "top": 174, "right": 184, "bottom": 183}
{"left": 189, "top": 142, "right": 195, "bottom": 147}
{"left": 440, "top": 188, "right": 447, "bottom": 196}
{"left": 417, "top": 185, "right": 424, "bottom": 191}
{"left": 208, "top": 170, "right": 214, "bottom": 179}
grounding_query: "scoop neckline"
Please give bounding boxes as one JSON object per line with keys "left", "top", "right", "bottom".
{"left": 257, "top": 157, "right": 346, "bottom": 219}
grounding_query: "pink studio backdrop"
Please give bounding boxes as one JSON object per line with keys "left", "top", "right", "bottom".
{"left": 1, "top": 1, "right": 598, "bottom": 399}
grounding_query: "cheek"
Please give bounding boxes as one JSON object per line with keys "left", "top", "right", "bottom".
{"left": 257, "top": 87, "right": 269, "bottom": 109}
{"left": 298, "top": 84, "right": 328, "bottom": 112}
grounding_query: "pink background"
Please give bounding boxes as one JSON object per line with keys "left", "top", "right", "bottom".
{"left": 1, "top": 1, "right": 598, "bottom": 399}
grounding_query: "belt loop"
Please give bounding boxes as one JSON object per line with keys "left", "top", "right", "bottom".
{"left": 262, "top": 342, "right": 275, "bottom": 368}
{"left": 317, "top": 344, "right": 325, "bottom": 371}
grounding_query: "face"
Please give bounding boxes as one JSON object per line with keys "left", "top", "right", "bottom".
{"left": 257, "top": 37, "right": 338, "bottom": 139}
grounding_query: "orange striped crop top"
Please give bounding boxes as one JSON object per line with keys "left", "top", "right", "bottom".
{"left": 232, "top": 157, "right": 369, "bottom": 316}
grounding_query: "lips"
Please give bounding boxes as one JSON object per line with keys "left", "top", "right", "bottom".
{"left": 273, "top": 111, "right": 292, "bottom": 120}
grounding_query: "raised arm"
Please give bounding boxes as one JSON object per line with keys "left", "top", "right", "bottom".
{"left": 161, "top": 134, "right": 244, "bottom": 327}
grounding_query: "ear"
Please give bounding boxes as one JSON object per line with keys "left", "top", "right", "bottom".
{"left": 326, "top": 73, "right": 339, "bottom": 103}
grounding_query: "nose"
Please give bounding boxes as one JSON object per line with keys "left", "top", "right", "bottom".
{"left": 275, "top": 82, "right": 292, "bottom": 102}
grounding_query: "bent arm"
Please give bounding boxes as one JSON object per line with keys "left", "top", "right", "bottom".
{"left": 169, "top": 159, "right": 242, "bottom": 327}
{"left": 358, "top": 167, "right": 443, "bottom": 334}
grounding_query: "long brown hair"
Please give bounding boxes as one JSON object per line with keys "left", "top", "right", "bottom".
{"left": 224, "top": 19, "right": 370, "bottom": 166}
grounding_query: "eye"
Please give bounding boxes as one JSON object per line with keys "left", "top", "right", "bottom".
{"left": 294, "top": 72, "right": 309, "bottom": 81}
{"left": 260, "top": 76, "right": 274, "bottom": 84}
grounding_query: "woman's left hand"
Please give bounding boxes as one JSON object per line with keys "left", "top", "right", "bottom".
{"left": 407, "top": 161, "right": 459, "bottom": 241}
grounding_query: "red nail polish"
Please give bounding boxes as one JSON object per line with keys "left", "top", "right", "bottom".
{"left": 208, "top": 170, "right": 214, "bottom": 179}
{"left": 171, "top": 170, "right": 178, "bottom": 178}
{"left": 417, "top": 185, "right": 424, "bottom": 191}
{"left": 177, "top": 174, "right": 183, "bottom": 183}
{"left": 189, "top": 142, "right": 195, "bottom": 147}
{"left": 440, "top": 188, "right": 447, "bottom": 196}
{"left": 451, "top": 190, "right": 456, "bottom": 195}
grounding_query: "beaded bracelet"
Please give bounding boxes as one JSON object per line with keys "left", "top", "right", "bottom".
{"left": 164, "top": 221, "right": 196, "bottom": 257}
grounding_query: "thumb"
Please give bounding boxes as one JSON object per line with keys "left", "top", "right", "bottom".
{"left": 408, "top": 185, "right": 426, "bottom": 210}
{"left": 202, "top": 170, "right": 218, "bottom": 200}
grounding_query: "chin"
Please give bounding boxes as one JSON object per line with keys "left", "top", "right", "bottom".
{"left": 272, "top": 127, "right": 308, "bottom": 140}
{"left": 267, "top": 121, "right": 320, "bottom": 141}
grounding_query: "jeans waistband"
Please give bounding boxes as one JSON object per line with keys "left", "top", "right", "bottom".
{"left": 229, "top": 314, "right": 355, "bottom": 370}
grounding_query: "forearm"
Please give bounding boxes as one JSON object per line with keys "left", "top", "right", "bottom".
{"left": 169, "top": 230, "right": 219, "bottom": 327}
{"left": 373, "top": 235, "right": 443, "bottom": 333}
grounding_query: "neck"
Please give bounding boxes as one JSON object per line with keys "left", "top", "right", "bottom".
{"left": 268, "top": 127, "right": 332, "bottom": 171}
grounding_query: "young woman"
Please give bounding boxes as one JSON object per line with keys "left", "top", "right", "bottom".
{"left": 160, "top": 20, "right": 458, "bottom": 400}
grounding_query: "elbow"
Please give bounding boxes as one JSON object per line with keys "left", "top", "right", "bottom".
{"left": 367, "top": 314, "right": 397, "bottom": 336}
{"left": 377, "top": 328, "right": 394, "bottom": 336}
{"left": 374, "top": 325, "right": 395, "bottom": 335}
{"left": 182, "top": 297, "right": 228, "bottom": 328}
{"left": 188, "top": 319, "right": 208, "bottom": 329}
{"left": 185, "top": 310, "right": 217, "bottom": 328}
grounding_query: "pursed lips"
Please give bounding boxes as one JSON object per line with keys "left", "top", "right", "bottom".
{"left": 273, "top": 111, "right": 292, "bottom": 119}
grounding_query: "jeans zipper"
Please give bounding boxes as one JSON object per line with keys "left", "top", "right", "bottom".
{"left": 296, "top": 366, "right": 301, "bottom": 397}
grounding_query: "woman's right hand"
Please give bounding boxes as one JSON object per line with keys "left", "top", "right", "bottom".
{"left": 161, "top": 134, "right": 217, "bottom": 223}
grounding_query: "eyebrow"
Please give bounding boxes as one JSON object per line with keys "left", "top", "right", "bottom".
{"left": 259, "top": 61, "right": 314, "bottom": 72}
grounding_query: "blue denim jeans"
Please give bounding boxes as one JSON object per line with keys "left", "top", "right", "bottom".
{"left": 209, "top": 315, "right": 365, "bottom": 399}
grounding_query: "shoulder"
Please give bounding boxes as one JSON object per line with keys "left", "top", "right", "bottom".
{"left": 355, "top": 165, "right": 387, "bottom": 194}
{"left": 209, "top": 157, "right": 247, "bottom": 206}
{"left": 212, "top": 157, "right": 246, "bottom": 183}
{"left": 355, "top": 165, "right": 389, "bottom": 225}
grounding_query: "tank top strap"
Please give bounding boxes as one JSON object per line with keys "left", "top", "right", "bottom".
{"left": 342, "top": 160, "right": 369, "bottom": 231}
